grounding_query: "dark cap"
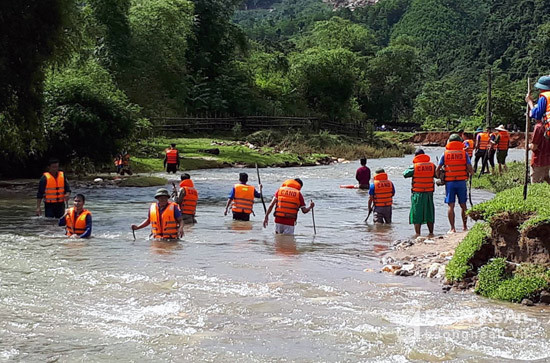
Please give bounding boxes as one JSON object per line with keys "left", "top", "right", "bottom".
{"left": 415, "top": 148, "right": 425, "bottom": 156}
{"left": 375, "top": 168, "right": 385, "bottom": 174}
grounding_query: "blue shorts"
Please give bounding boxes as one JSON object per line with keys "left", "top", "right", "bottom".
{"left": 445, "top": 181, "right": 467, "bottom": 205}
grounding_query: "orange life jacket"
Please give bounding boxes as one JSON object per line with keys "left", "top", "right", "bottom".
{"left": 477, "top": 132, "right": 489, "bottom": 150}
{"left": 412, "top": 154, "right": 435, "bottom": 193}
{"left": 497, "top": 130, "right": 510, "bottom": 150}
{"left": 114, "top": 157, "right": 122, "bottom": 166}
{"left": 282, "top": 179, "right": 302, "bottom": 190}
{"left": 464, "top": 139, "right": 474, "bottom": 157}
{"left": 232, "top": 183, "right": 255, "bottom": 214}
{"left": 179, "top": 179, "right": 198, "bottom": 215}
{"left": 274, "top": 183, "right": 301, "bottom": 219}
{"left": 122, "top": 154, "right": 130, "bottom": 166}
{"left": 166, "top": 149, "right": 178, "bottom": 164}
{"left": 65, "top": 207, "right": 91, "bottom": 236}
{"left": 149, "top": 202, "right": 179, "bottom": 239}
{"left": 539, "top": 92, "right": 550, "bottom": 139}
{"left": 44, "top": 171, "right": 65, "bottom": 203}
{"left": 444, "top": 141, "right": 468, "bottom": 181}
{"left": 373, "top": 173, "right": 393, "bottom": 207}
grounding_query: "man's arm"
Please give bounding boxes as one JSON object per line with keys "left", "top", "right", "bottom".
{"left": 36, "top": 176, "right": 47, "bottom": 216}
{"left": 224, "top": 188, "right": 235, "bottom": 215}
{"left": 368, "top": 195, "right": 374, "bottom": 211}
{"left": 263, "top": 198, "right": 277, "bottom": 228}
{"left": 79, "top": 215, "right": 92, "bottom": 238}
{"left": 131, "top": 217, "right": 151, "bottom": 230}
{"left": 403, "top": 165, "right": 414, "bottom": 178}
{"left": 300, "top": 201, "right": 314, "bottom": 214}
{"left": 64, "top": 174, "right": 71, "bottom": 200}
{"left": 176, "top": 152, "right": 180, "bottom": 167}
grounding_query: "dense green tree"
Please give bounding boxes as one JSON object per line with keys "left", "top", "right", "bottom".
{"left": 126, "top": 0, "right": 195, "bottom": 114}
{"left": 363, "top": 37, "right": 422, "bottom": 123}
{"left": 290, "top": 47, "right": 360, "bottom": 121}
{"left": 43, "top": 60, "right": 140, "bottom": 163}
{"left": 0, "top": 0, "right": 76, "bottom": 167}
{"left": 297, "top": 16, "right": 376, "bottom": 57}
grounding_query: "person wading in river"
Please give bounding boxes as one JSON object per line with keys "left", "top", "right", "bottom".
{"left": 36, "top": 158, "right": 71, "bottom": 218}
{"left": 59, "top": 194, "right": 92, "bottom": 238}
{"left": 355, "top": 158, "right": 371, "bottom": 189}
{"left": 525, "top": 75, "right": 550, "bottom": 183}
{"left": 263, "top": 178, "right": 314, "bottom": 235}
{"left": 131, "top": 188, "right": 184, "bottom": 240}
{"left": 368, "top": 169, "right": 395, "bottom": 224}
{"left": 164, "top": 143, "right": 180, "bottom": 174}
{"left": 437, "top": 134, "right": 474, "bottom": 233}
{"left": 177, "top": 173, "right": 198, "bottom": 224}
{"left": 224, "top": 172, "right": 262, "bottom": 221}
{"left": 403, "top": 149, "right": 436, "bottom": 236}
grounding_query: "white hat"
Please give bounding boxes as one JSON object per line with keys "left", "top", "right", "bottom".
{"left": 495, "top": 125, "right": 507, "bottom": 131}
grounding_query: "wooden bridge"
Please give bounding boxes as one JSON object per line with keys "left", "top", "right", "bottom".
{"left": 150, "top": 116, "right": 368, "bottom": 136}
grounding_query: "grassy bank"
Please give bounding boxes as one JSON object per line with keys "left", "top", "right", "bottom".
{"left": 447, "top": 183, "right": 550, "bottom": 304}
{"left": 131, "top": 131, "right": 414, "bottom": 172}
{"left": 471, "top": 161, "right": 525, "bottom": 193}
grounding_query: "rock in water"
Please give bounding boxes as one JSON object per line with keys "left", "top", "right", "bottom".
{"left": 427, "top": 263, "right": 441, "bottom": 278}
{"left": 94, "top": 178, "right": 103, "bottom": 183}
{"left": 381, "top": 264, "right": 401, "bottom": 273}
{"left": 539, "top": 291, "right": 550, "bottom": 304}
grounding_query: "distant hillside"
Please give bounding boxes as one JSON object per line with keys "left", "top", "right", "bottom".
{"left": 325, "top": 0, "right": 378, "bottom": 10}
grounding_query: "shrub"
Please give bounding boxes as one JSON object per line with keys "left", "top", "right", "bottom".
{"left": 446, "top": 222, "right": 490, "bottom": 282}
{"left": 43, "top": 60, "right": 140, "bottom": 164}
{"left": 475, "top": 258, "right": 507, "bottom": 297}
{"left": 471, "top": 161, "right": 525, "bottom": 193}
{"left": 468, "top": 183, "right": 550, "bottom": 230}
{"left": 492, "top": 276, "right": 548, "bottom": 303}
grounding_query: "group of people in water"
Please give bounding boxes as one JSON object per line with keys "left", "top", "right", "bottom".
{"left": 35, "top": 123, "right": 510, "bottom": 241}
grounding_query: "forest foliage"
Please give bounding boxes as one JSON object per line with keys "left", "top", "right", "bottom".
{"left": 2, "top": 0, "right": 550, "bottom": 173}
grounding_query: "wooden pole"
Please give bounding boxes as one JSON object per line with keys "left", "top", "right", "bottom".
{"left": 255, "top": 163, "right": 267, "bottom": 214}
{"left": 524, "top": 78, "right": 531, "bottom": 200}
{"left": 311, "top": 201, "right": 316, "bottom": 235}
{"left": 486, "top": 69, "right": 492, "bottom": 128}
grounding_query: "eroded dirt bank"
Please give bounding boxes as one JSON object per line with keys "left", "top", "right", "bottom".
{"left": 409, "top": 131, "right": 526, "bottom": 148}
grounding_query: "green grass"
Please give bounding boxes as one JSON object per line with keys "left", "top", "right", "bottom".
{"left": 446, "top": 222, "right": 490, "bottom": 282}
{"left": 374, "top": 131, "right": 415, "bottom": 144}
{"left": 475, "top": 258, "right": 550, "bottom": 303}
{"left": 468, "top": 183, "right": 550, "bottom": 230}
{"left": 130, "top": 132, "right": 414, "bottom": 172}
{"left": 118, "top": 176, "right": 167, "bottom": 187}
{"left": 471, "top": 161, "right": 526, "bottom": 193}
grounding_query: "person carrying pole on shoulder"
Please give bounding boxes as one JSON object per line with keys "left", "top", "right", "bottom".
{"left": 36, "top": 158, "right": 71, "bottom": 218}
{"left": 59, "top": 194, "right": 92, "bottom": 238}
{"left": 224, "top": 172, "right": 262, "bottom": 221}
{"left": 177, "top": 173, "right": 198, "bottom": 224}
{"left": 263, "top": 178, "right": 314, "bottom": 235}
{"left": 164, "top": 143, "right": 180, "bottom": 174}
{"left": 436, "top": 134, "right": 474, "bottom": 233}
{"left": 368, "top": 169, "right": 395, "bottom": 224}
{"left": 131, "top": 188, "right": 184, "bottom": 240}
{"left": 494, "top": 125, "right": 510, "bottom": 174}
{"left": 403, "top": 149, "right": 436, "bottom": 237}
{"left": 525, "top": 75, "right": 550, "bottom": 184}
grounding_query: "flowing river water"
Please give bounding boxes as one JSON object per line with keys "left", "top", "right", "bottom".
{"left": 1, "top": 147, "right": 549, "bottom": 361}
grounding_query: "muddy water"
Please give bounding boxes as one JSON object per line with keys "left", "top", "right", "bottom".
{"left": 1, "top": 148, "right": 548, "bottom": 361}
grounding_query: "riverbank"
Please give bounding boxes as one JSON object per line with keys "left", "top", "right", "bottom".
{"left": 130, "top": 132, "right": 414, "bottom": 173}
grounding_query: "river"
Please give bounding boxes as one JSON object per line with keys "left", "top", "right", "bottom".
{"left": 1, "top": 147, "right": 548, "bottom": 361}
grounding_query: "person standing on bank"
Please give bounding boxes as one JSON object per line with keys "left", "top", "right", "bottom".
{"left": 473, "top": 127, "right": 490, "bottom": 173}
{"left": 59, "top": 194, "right": 92, "bottom": 238}
{"left": 263, "top": 178, "right": 314, "bottom": 235}
{"left": 493, "top": 125, "right": 510, "bottom": 174}
{"left": 436, "top": 134, "right": 474, "bottom": 233}
{"left": 36, "top": 158, "right": 71, "bottom": 218}
{"left": 355, "top": 158, "right": 371, "bottom": 190}
{"left": 458, "top": 130, "right": 474, "bottom": 159}
{"left": 368, "top": 169, "right": 395, "bottom": 224}
{"left": 178, "top": 173, "right": 198, "bottom": 224}
{"left": 403, "top": 149, "right": 436, "bottom": 236}
{"left": 164, "top": 143, "right": 180, "bottom": 174}
{"left": 131, "top": 188, "right": 184, "bottom": 240}
{"left": 224, "top": 173, "right": 262, "bottom": 221}
{"left": 525, "top": 76, "right": 550, "bottom": 183}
